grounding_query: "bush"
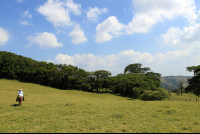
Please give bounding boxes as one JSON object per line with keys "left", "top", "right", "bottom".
{"left": 132, "top": 87, "right": 143, "bottom": 99}
{"left": 140, "top": 88, "right": 169, "bottom": 101}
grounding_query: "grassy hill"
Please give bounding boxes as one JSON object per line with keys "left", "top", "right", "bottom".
{"left": 0, "top": 79, "right": 200, "bottom": 133}
{"left": 161, "top": 76, "right": 193, "bottom": 90}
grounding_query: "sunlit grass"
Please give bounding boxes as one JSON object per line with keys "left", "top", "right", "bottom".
{"left": 169, "top": 92, "right": 199, "bottom": 101}
{"left": 0, "top": 79, "right": 200, "bottom": 133}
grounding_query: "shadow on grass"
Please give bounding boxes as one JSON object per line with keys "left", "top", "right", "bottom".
{"left": 11, "top": 104, "right": 20, "bottom": 107}
{"left": 1, "top": 78, "right": 137, "bottom": 101}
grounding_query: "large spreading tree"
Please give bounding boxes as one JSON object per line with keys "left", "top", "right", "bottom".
{"left": 92, "top": 70, "right": 112, "bottom": 93}
{"left": 124, "top": 63, "right": 151, "bottom": 74}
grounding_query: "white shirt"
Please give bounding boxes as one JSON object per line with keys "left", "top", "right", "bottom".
{"left": 18, "top": 91, "right": 23, "bottom": 96}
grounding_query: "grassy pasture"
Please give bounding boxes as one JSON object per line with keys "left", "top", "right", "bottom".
{"left": 0, "top": 79, "right": 200, "bottom": 133}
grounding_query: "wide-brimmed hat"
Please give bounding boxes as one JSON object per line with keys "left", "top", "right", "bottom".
{"left": 20, "top": 89, "right": 22, "bottom": 91}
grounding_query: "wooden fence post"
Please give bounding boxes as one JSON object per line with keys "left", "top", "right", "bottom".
{"left": 196, "top": 98, "right": 197, "bottom": 101}
{"left": 186, "top": 99, "right": 187, "bottom": 101}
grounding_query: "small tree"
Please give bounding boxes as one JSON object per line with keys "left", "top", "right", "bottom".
{"left": 178, "top": 81, "right": 184, "bottom": 96}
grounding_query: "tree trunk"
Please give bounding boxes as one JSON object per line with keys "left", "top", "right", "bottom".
{"left": 181, "top": 88, "right": 182, "bottom": 96}
{"left": 80, "top": 83, "right": 82, "bottom": 91}
{"left": 68, "top": 77, "right": 69, "bottom": 90}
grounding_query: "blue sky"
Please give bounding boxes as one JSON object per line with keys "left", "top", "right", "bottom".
{"left": 1, "top": 0, "right": 200, "bottom": 76}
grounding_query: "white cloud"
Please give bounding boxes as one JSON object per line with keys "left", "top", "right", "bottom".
{"left": 125, "top": 14, "right": 157, "bottom": 34}
{"left": 117, "top": 50, "right": 154, "bottom": 64}
{"left": 26, "top": 32, "right": 63, "bottom": 49}
{"left": 125, "top": 0, "right": 198, "bottom": 34}
{"left": 49, "top": 53, "right": 117, "bottom": 71}
{"left": 23, "top": 10, "right": 32, "bottom": 18}
{"left": 95, "top": 0, "right": 199, "bottom": 43}
{"left": 53, "top": 53, "right": 75, "bottom": 65}
{"left": 19, "top": 21, "right": 29, "bottom": 25}
{"left": 94, "top": 16, "right": 125, "bottom": 43}
{"left": 19, "top": 20, "right": 33, "bottom": 26}
{"left": 160, "top": 23, "right": 200, "bottom": 48}
{"left": 87, "top": 7, "right": 107, "bottom": 22}
{"left": 37, "top": 0, "right": 81, "bottom": 27}
{"left": 48, "top": 47, "right": 197, "bottom": 76}
{"left": 0, "top": 27, "right": 9, "bottom": 46}
{"left": 69, "top": 24, "right": 87, "bottom": 44}
{"left": 197, "top": 10, "right": 200, "bottom": 20}
{"left": 65, "top": 0, "right": 81, "bottom": 15}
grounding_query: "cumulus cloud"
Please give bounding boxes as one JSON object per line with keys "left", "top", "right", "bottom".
{"left": 117, "top": 50, "right": 154, "bottom": 64}
{"left": 26, "top": 32, "right": 63, "bottom": 49}
{"left": 0, "top": 27, "right": 9, "bottom": 46}
{"left": 125, "top": 0, "right": 198, "bottom": 34}
{"left": 69, "top": 24, "right": 87, "bottom": 44}
{"left": 48, "top": 47, "right": 196, "bottom": 76}
{"left": 197, "top": 10, "right": 200, "bottom": 20}
{"left": 87, "top": 7, "right": 107, "bottom": 22}
{"left": 125, "top": 14, "right": 157, "bottom": 34}
{"left": 23, "top": 10, "right": 32, "bottom": 18}
{"left": 95, "top": 0, "right": 200, "bottom": 43}
{"left": 65, "top": 0, "right": 81, "bottom": 15}
{"left": 94, "top": 16, "right": 125, "bottom": 43}
{"left": 159, "top": 23, "right": 200, "bottom": 48}
{"left": 37, "top": 0, "right": 81, "bottom": 27}
{"left": 49, "top": 53, "right": 118, "bottom": 71}
{"left": 53, "top": 53, "right": 75, "bottom": 65}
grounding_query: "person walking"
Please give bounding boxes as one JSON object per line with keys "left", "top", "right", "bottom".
{"left": 16, "top": 89, "right": 25, "bottom": 102}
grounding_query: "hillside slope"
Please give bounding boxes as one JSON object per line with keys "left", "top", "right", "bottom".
{"left": 161, "top": 76, "right": 192, "bottom": 90}
{"left": 1, "top": 79, "right": 200, "bottom": 133}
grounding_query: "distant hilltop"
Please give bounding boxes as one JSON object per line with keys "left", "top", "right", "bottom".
{"left": 161, "top": 76, "right": 193, "bottom": 91}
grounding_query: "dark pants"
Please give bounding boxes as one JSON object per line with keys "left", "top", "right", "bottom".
{"left": 16, "top": 95, "right": 24, "bottom": 101}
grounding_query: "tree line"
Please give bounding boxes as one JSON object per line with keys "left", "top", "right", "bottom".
{"left": 0, "top": 51, "right": 181, "bottom": 100}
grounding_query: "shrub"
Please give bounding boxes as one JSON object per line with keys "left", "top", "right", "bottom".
{"left": 132, "top": 87, "right": 143, "bottom": 99}
{"left": 140, "top": 88, "right": 169, "bottom": 101}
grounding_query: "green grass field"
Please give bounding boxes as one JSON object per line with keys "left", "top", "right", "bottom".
{"left": 0, "top": 79, "right": 200, "bottom": 133}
